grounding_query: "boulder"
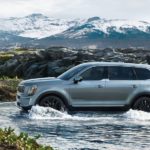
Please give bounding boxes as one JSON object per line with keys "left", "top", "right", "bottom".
{"left": 0, "top": 47, "right": 150, "bottom": 79}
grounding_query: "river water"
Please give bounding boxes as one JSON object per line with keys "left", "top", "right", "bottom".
{"left": 0, "top": 102, "right": 150, "bottom": 150}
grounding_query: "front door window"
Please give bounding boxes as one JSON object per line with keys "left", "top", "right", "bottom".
{"left": 80, "top": 66, "right": 106, "bottom": 80}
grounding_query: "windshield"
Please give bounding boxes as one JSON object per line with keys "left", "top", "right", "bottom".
{"left": 58, "top": 64, "right": 89, "bottom": 80}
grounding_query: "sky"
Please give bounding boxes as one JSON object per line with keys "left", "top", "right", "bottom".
{"left": 0, "top": 0, "right": 150, "bottom": 21}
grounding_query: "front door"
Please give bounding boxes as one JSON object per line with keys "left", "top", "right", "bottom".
{"left": 68, "top": 66, "right": 108, "bottom": 107}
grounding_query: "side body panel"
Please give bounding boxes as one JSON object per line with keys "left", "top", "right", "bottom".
{"left": 105, "top": 80, "right": 142, "bottom": 106}
{"left": 67, "top": 80, "right": 107, "bottom": 107}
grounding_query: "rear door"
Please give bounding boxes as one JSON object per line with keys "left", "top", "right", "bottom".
{"left": 105, "top": 66, "right": 138, "bottom": 106}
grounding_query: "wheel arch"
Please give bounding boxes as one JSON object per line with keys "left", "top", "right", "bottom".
{"left": 130, "top": 92, "right": 150, "bottom": 107}
{"left": 35, "top": 91, "right": 70, "bottom": 108}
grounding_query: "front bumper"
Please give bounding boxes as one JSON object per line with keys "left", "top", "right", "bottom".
{"left": 16, "top": 101, "right": 32, "bottom": 110}
{"left": 16, "top": 93, "right": 33, "bottom": 110}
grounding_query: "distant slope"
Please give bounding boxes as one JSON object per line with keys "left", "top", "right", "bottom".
{"left": 0, "top": 31, "right": 34, "bottom": 49}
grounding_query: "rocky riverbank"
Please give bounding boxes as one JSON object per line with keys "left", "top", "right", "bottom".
{"left": 0, "top": 79, "right": 20, "bottom": 101}
{"left": 0, "top": 47, "right": 150, "bottom": 79}
{"left": 0, "top": 47, "right": 150, "bottom": 101}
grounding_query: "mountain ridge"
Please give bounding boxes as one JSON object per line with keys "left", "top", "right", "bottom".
{"left": 1, "top": 14, "right": 150, "bottom": 49}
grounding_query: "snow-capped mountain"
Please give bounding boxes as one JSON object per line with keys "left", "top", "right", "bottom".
{"left": 61, "top": 17, "right": 150, "bottom": 39}
{"left": 0, "top": 13, "right": 81, "bottom": 39}
{"left": 1, "top": 13, "right": 150, "bottom": 49}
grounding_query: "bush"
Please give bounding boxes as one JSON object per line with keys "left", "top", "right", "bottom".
{"left": 0, "top": 127, "right": 53, "bottom": 150}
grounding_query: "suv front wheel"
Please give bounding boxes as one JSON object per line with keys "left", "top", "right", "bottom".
{"left": 132, "top": 96, "right": 150, "bottom": 112}
{"left": 39, "top": 95, "right": 67, "bottom": 112}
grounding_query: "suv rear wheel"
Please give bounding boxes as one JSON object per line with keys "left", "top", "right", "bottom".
{"left": 39, "top": 95, "right": 67, "bottom": 112}
{"left": 132, "top": 96, "right": 150, "bottom": 112}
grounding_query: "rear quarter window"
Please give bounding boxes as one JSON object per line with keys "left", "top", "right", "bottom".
{"left": 134, "top": 68, "right": 150, "bottom": 80}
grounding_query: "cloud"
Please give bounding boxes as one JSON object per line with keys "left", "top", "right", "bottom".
{"left": 0, "top": 0, "right": 150, "bottom": 21}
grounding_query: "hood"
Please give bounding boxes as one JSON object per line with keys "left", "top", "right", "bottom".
{"left": 20, "top": 77, "right": 61, "bottom": 85}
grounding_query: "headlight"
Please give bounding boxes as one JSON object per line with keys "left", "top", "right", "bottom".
{"left": 27, "top": 85, "right": 38, "bottom": 96}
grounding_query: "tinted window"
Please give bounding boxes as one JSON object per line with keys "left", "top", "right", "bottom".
{"left": 58, "top": 65, "right": 88, "bottom": 80}
{"left": 134, "top": 68, "right": 150, "bottom": 80}
{"left": 108, "top": 66, "right": 135, "bottom": 80}
{"left": 80, "top": 67, "right": 105, "bottom": 80}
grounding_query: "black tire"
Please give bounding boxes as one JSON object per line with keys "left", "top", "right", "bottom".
{"left": 39, "top": 95, "right": 67, "bottom": 112}
{"left": 21, "top": 106, "right": 32, "bottom": 112}
{"left": 132, "top": 96, "right": 150, "bottom": 112}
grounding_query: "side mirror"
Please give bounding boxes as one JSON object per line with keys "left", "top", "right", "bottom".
{"left": 73, "top": 76, "right": 83, "bottom": 84}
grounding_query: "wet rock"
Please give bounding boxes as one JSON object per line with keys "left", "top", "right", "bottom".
{"left": 0, "top": 47, "right": 150, "bottom": 79}
{"left": 54, "top": 67, "right": 67, "bottom": 76}
{"left": 61, "top": 56, "right": 77, "bottom": 66}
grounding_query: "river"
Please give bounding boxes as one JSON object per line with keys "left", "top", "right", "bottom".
{"left": 0, "top": 102, "right": 150, "bottom": 150}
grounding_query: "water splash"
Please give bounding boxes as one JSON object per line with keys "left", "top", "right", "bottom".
{"left": 124, "top": 109, "right": 150, "bottom": 121}
{"left": 28, "top": 105, "right": 71, "bottom": 120}
{"left": 29, "top": 105, "right": 150, "bottom": 122}
{"left": 28, "top": 105, "right": 105, "bottom": 121}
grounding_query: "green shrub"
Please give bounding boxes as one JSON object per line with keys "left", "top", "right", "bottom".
{"left": 0, "top": 127, "right": 53, "bottom": 150}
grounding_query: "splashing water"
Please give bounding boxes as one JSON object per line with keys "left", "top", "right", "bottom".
{"left": 28, "top": 105, "right": 112, "bottom": 121}
{"left": 124, "top": 109, "right": 150, "bottom": 121}
{"left": 28, "top": 105, "right": 150, "bottom": 122}
{"left": 28, "top": 105, "right": 71, "bottom": 120}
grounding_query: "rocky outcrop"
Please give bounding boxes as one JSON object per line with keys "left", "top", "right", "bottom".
{"left": 0, "top": 47, "right": 150, "bottom": 79}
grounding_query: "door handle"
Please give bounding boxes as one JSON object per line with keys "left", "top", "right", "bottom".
{"left": 98, "top": 85, "right": 104, "bottom": 88}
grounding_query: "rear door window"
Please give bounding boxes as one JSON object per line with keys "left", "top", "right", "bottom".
{"left": 108, "top": 66, "right": 135, "bottom": 80}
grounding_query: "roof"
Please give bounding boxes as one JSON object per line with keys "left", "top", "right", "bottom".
{"left": 80, "top": 61, "right": 150, "bottom": 69}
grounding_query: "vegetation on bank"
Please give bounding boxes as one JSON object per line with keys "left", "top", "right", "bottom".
{"left": 0, "top": 49, "right": 54, "bottom": 149}
{"left": 0, "top": 77, "right": 21, "bottom": 101}
{"left": 0, "top": 127, "right": 53, "bottom": 150}
{"left": 0, "top": 48, "right": 36, "bottom": 63}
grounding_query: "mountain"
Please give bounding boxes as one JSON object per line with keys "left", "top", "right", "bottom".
{"left": 1, "top": 14, "right": 150, "bottom": 49}
{"left": 0, "top": 13, "right": 80, "bottom": 39}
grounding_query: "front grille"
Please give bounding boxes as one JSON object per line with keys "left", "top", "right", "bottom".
{"left": 17, "top": 85, "right": 25, "bottom": 93}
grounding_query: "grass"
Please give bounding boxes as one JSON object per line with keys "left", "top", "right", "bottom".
{"left": 0, "top": 127, "right": 53, "bottom": 150}
{"left": 0, "top": 53, "right": 14, "bottom": 62}
{"left": 13, "top": 48, "right": 37, "bottom": 55}
{"left": 0, "top": 77, "right": 21, "bottom": 101}
{"left": 0, "top": 48, "right": 36, "bottom": 62}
